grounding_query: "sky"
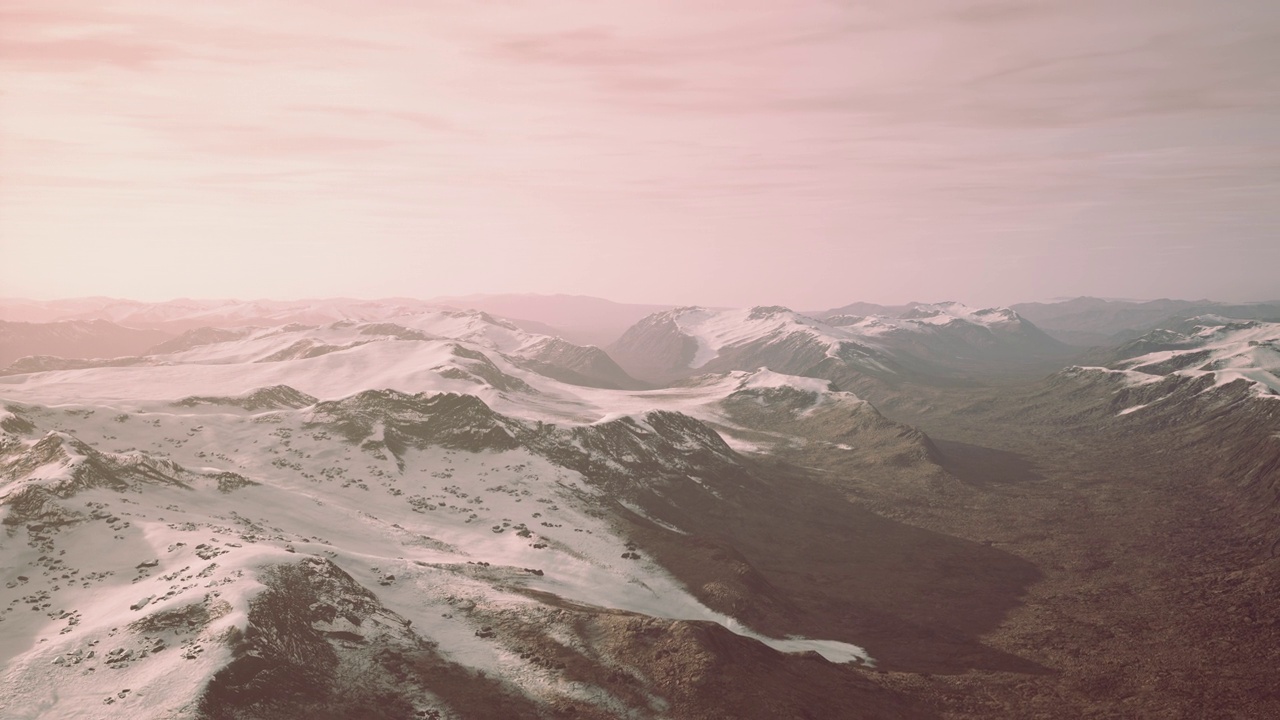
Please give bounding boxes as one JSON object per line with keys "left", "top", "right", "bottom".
{"left": 1, "top": 0, "right": 1277, "bottom": 309}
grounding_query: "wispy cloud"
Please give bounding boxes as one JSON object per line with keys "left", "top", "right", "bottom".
{"left": 290, "top": 105, "right": 463, "bottom": 133}
{"left": 1, "top": 0, "right": 1277, "bottom": 306}
{"left": 0, "top": 2, "right": 382, "bottom": 73}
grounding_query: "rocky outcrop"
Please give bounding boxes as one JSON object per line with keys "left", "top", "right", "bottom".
{"left": 196, "top": 557, "right": 439, "bottom": 720}
{"left": 518, "top": 337, "right": 646, "bottom": 390}
{"left": 148, "top": 327, "right": 251, "bottom": 355}
{"left": 304, "top": 389, "right": 746, "bottom": 498}
{"left": 175, "top": 385, "right": 319, "bottom": 411}
{"left": 608, "top": 309, "right": 701, "bottom": 383}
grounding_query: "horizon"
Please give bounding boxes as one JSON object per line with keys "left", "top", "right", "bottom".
{"left": 4, "top": 291, "right": 1280, "bottom": 313}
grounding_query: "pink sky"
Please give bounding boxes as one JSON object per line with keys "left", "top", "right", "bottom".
{"left": 1, "top": 0, "right": 1277, "bottom": 308}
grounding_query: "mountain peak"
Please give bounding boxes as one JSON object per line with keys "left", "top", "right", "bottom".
{"left": 747, "top": 305, "right": 794, "bottom": 319}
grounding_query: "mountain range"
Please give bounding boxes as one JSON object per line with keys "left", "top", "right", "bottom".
{"left": 1, "top": 295, "right": 1277, "bottom": 718}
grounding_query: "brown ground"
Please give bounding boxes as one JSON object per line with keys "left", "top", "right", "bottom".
{"left": 627, "top": 379, "right": 1280, "bottom": 718}
{"left": 856, "top": 385, "right": 1280, "bottom": 718}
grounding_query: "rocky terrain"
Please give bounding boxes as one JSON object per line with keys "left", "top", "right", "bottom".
{"left": 609, "top": 303, "right": 1072, "bottom": 389}
{"left": 1, "top": 297, "right": 1277, "bottom": 718}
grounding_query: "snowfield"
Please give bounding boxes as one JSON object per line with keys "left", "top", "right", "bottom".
{"left": 1, "top": 312, "right": 873, "bottom": 719}
{"left": 609, "top": 301, "right": 1066, "bottom": 385}
{"left": 1068, "top": 316, "right": 1280, "bottom": 414}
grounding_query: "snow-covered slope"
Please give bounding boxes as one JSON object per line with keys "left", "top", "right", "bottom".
{"left": 609, "top": 303, "right": 1067, "bottom": 386}
{"left": 1028, "top": 317, "right": 1280, "bottom": 530}
{"left": 424, "top": 293, "right": 674, "bottom": 347}
{"left": 1, "top": 298, "right": 432, "bottom": 332}
{"left": 0, "top": 322, "right": 924, "bottom": 468}
{"left": 0, "top": 311, "right": 952, "bottom": 718}
{"left": 830, "top": 301, "right": 1038, "bottom": 334}
{"left": 609, "top": 306, "right": 896, "bottom": 384}
{"left": 2, "top": 300, "right": 642, "bottom": 390}
{"left": 1, "top": 383, "right": 889, "bottom": 717}
{"left": 1071, "top": 316, "right": 1280, "bottom": 402}
{"left": 1109, "top": 316, "right": 1280, "bottom": 396}
{"left": 3, "top": 310, "right": 641, "bottom": 392}
{"left": 0, "top": 296, "right": 674, "bottom": 349}
{"left": 1010, "top": 297, "right": 1280, "bottom": 347}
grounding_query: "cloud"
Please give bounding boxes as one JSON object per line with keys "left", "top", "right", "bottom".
{"left": 291, "top": 105, "right": 463, "bottom": 134}
{"left": 2, "top": 0, "right": 1277, "bottom": 306}
{"left": 0, "top": 2, "right": 383, "bottom": 73}
{"left": 130, "top": 118, "right": 401, "bottom": 158}
{"left": 493, "top": 27, "right": 653, "bottom": 66}
{"left": 0, "top": 36, "right": 176, "bottom": 72}
{"left": 467, "top": 0, "right": 1280, "bottom": 140}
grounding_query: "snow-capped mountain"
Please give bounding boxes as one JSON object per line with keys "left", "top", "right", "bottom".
{"left": 0, "top": 295, "right": 676, "bottom": 349}
{"left": 424, "top": 294, "right": 675, "bottom": 348}
{"left": 0, "top": 307, "right": 957, "bottom": 718}
{"left": 0, "top": 394, "right": 894, "bottom": 717}
{"left": 1004, "top": 316, "right": 1280, "bottom": 538}
{"left": 1009, "top": 297, "right": 1280, "bottom": 347}
{"left": 609, "top": 303, "right": 1067, "bottom": 388}
{"left": 0, "top": 312, "right": 935, "bottom": 468}
{"left": 1071, "top": 316, "right": 1280, "bottom": 404}
{"left": 0, "top": 320, "right": 172, "bottom": 368}
{"left": 1108, "top": 316, "right": 1280, "bottom": 394}
{"left": 5, "top": 298, "right": 1275, "bottom": 717}
{"left": 2, "top": 310, "right": 642, "bottom": 393}
{"left": 608, "top": 306, "right": 899, "bottom": 385}
{"left": 825, "top": 302, "right": 1068, "bottom": 369}
{"left": 0, "top": 298, "right": 435, "bottom": 333}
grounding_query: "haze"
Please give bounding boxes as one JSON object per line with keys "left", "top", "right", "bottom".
{"left": 2, "top": 0, "right": 1277, "bottom": 307}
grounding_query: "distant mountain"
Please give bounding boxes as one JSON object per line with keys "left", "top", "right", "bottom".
{"left": 610, "top": 305, "right": 890, "bottom": 386}
{"left": 0, "top": 319, "right": 172, "bottom": 367}
{"left": 1011, "top": 297, "right": 1280, "bottom": 346}
{"left": 0, "top": 304, "right": 974, "bottom": 718}
{"left": 0, "top": 297, "right": 134, "bottom": 323}
{"left": 1007, "top": 315, "right": 1280, "bottom": 529}
{"left": 825, "top": 302, "right": 1070, "bottom": 374}
{"left": 2, "top": 309, "right": 644, "bottom": 391}
{"left": 0, "top": 297, "right": 439, "bottom": 333}
{"left": 609, "top": 303, "right": 1071, "bottom": 389}
{"left": 0, "top": 295, "right": 676, "bottom": 350}
{"left": 815, "top": 301, "right": 913, "bottom": 318}
{"left": 427, "top": 293, "right": 675, "bottom": 347}
{"left": 1086, "top": 315, "right": 1280, "bottom": 397}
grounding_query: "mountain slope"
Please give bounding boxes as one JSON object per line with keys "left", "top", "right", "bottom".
{"left": 1037, "top": 316, "right": 1280, "bottom": 527}
{"left": 427, "top": 293, "right": 675, "bottom": 347}
{"left": 609, "top": 303, "right": 1070, "bottom": 389}
{"left": 2, "top": 310, "right": 644, "bottom": 392}
{"left": 1011, "top": 297, "right": 1280, "bottom": 346}
{"left": 0, "top": 296, "right": 676, "bottom": 350}
{"left": 609, "top": 306, "right": 898, "bottom": 386}
{"left": 0, "top": 320, "right": 173, "bottom": 367}
{"left": 6, "top": 301, "right": 1080, "bottom": 717}
{"left": 0, "top": 378, "right": 954, "bottom": 718}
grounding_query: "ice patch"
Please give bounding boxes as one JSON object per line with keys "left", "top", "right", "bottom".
{"left": 734, "top": 368, "right": 835, "bottom": 395}
{"left": 721, "top": 617, "right": 870, "bottom": 665}
{"left": 616, "top": 499, "right": 688, "bottom": 535}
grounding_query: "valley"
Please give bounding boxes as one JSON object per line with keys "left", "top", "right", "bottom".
{"left": 1, "top": 297, "right": 1276, "bottom": 718}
